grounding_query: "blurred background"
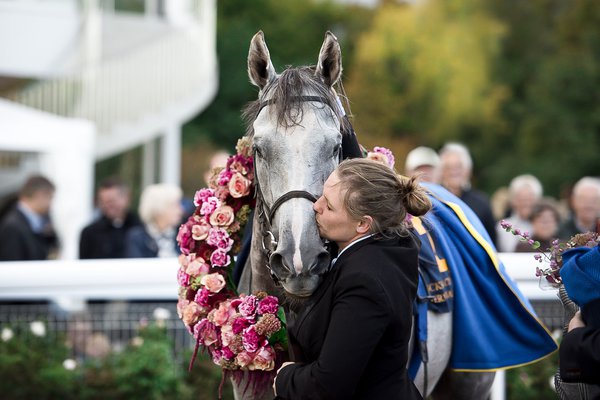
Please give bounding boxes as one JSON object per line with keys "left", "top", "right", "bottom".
{"left": 0, "top": 0, "right": 598, "bottom": 398}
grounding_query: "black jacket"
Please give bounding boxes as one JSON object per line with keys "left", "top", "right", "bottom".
{"left": 0, "top": 208, "right": 56, "bottom": 261}
{"left": 79, "top": 212, "right": 141, "bottom": 259}
{"left": 560, "top": 298, "right": 600, "bottom": 384}
{"left": 275, "top": 234, "right": 423, "bottom": 400}
{"left": 125, "top": 225, "right": 178, "bottom": 258}
{"left": 458, "top": 188, "right": 497, "bottom": 246}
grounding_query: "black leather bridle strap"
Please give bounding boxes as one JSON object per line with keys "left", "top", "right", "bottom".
{"left": 267, "top": 190, "right": 318, "bottom": 224}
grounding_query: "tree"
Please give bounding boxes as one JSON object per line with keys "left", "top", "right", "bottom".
{"left": 345, "top": 0, "right": 507, "bottom": 178}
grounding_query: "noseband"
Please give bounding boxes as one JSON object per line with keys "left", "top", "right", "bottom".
{"left": 253, "top": 95, "right": 342, "bottom": 282}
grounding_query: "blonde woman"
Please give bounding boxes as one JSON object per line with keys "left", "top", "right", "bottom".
{"left": 274, "top": 158, "right": 430, "bottom": 400}
{"left": 125, "top": 184, "right": 183, "bottom": 258}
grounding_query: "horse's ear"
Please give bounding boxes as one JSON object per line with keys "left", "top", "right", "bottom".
{"left": 315, "top": 31, "right": 342, "bottom": 87}
{"left": 248, "top": 31, "right": 276, "bottom": 89}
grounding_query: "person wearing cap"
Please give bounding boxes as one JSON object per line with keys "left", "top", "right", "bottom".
{"left": 559, "top": 244, "right": 600, "bottom": 384}
{"left": 404, "top": 146, "right": 440, "bottom": 183}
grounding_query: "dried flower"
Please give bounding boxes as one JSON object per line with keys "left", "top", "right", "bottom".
{"left": 500, "top": 220, "right": 600, "bottom": 286}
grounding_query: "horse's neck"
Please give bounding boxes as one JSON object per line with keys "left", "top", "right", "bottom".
{"left": 248, "top": 202, "right": 279, "bottom": 295}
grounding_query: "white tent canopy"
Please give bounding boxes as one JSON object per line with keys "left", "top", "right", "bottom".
{"left": 0, "top": 98, "right": 96, "bottom": 259}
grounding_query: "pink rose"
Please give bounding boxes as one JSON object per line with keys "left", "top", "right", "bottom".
{"left": 251, "top": 345, "right": 276, "bottom": 371}
{"left": 200, "top": 196, "right": 220, "bottom": 216}
{"left": 194, "top": 318, "right": 219, "bottom": 346}
{"left": 194, "top": 188, "right": 215, "bottom": 207}
{"left": 239, "top": 295, "right": 258, "bottom": 318}
{"left": 191, "top": 219, "right": 211, "bottom": 241}
{"left": 236, "top": 351, "right": 254, "bottom": 368}
{"left": 242, "top": 326, "right": 261, "bottom": 353}
{"left": 257, "top": 296, "right": 279, "bottom": 315}
{"left": 228, "top": 172, "right": 251, "bottom": 198}
{"left": 186, "top": 257, "right": 209, "bottom": 278}
{"left": 210, "top": 249, "right": 231, "bottom": 267}
{"left": 211, "top": 301, "right": 235, "bottom": 326}
{"left": 373, "top": 147, "right": 395, "bottom": 168}
{"left": 200, "top": 273, "right": 226, "bottom": 293}
{"left": 209, "top": 205, "right": 235, "bottom": 227}
{"left": 182, "top": 302, "right": 203, "bottom": 326}
{"left": 177, "top": 268, "right": 191, "bottom": 287}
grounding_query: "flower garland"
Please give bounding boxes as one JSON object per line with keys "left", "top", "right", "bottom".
{"left": 500, "top": 220, "right": 600, "bottom": 287}
{"left": 176, "top": 137, "right": 286, "bottom": 374}
{"left": 176, "top": 141, "right": 396, "bottom": 376}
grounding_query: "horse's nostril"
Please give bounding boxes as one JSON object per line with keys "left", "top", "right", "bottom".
{"left": 309, "top": 251, "right": 331, "bottom": 275}
{"left": 268, "top": 253, "right": 291, "bottom": 280}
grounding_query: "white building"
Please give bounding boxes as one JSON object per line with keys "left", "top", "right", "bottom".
{"left": 0, "top": 0, "right": 218, "bottom": 259}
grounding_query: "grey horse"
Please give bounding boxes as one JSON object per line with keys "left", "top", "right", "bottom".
{"left": 235, "top": 31, "right": 495, "bottom": 400}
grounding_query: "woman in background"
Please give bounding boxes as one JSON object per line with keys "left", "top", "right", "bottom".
{"left": 126, "top": 183, "right": 183, "bottom": 258}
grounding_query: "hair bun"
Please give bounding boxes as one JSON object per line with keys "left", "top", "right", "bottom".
{"left": 399, "top": 175, "right": 431, "bottom": 217}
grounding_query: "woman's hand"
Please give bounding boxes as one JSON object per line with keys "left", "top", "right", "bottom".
{"left": 272, "top": 361, "right": 296, "bottom": 396}
{"left": 568, "top": 311, "right": 586, "bottom": 332}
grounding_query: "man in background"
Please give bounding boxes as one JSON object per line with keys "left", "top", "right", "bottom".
{"left": 559, "top": 177, "right": 600, "bottom": 239}
{"left": 0, "top": 175, "right": 57, "bottom": 260}
{"left": 79, "top": 177, "right": 141, "bottom": 259}
{"left": 439, "top": 142, "right": 497, "bottom": 245}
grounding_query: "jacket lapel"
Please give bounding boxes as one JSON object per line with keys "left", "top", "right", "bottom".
{"left": 291, "top": 236, "right": 378, "bottom": 336}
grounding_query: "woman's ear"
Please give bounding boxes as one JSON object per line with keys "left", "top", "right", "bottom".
{"left": 356, "top": 216, "right": 372, "bottom": 234}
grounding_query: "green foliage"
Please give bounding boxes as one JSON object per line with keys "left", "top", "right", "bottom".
{"left": 341, "top": 0, "right": 600, "bottom": 196}
{"left": 0, "top": 324, "right": 81, "bottom": 399}
{"left": 506, "top": 350, "right": 559, "bottom": 400}
{"left": 0, "top": 322, "right": 233, "bottom": 400}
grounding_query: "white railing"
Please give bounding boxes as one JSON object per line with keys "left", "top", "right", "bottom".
{"left": 0, "top": 253, "right": 554, "bottom": 301}
{"left": 0, "top": 253, "right": 559, "bottom": 400}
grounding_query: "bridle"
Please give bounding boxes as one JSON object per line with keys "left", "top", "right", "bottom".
{"left": 252, "top": 95, "right": 343, "bottom": 282}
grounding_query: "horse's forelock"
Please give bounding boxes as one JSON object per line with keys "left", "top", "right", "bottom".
{"left": 242, "top": 67, "right": 348, "bottom": 137}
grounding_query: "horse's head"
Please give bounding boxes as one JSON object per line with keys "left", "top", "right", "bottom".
{"left": 245, "top": 31, "right": 346, "bottom": 298}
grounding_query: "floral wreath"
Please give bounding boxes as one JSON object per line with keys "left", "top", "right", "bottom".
{"left": 176, "top": 139, "right": 395, "bottom": 379}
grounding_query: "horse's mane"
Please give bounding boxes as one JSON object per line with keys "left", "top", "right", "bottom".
{"left": 242, "top": 66, "right": 349, "bottom": 137}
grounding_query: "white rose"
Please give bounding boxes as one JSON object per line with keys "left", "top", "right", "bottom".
{"left": 63, "top": 359, "right": 77, "bottom": 370}
{"left": 1, "top": 327, "right": 14, "bottom": 342}
{"left": 30, "top": 321, "right": 46, "bottom": 337}
{"left": 153, "top": 307, "right": 171, "bottom": 321}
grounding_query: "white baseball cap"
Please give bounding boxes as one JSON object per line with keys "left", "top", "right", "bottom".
{"left": 404, "top": 146, "right": 440, "bottom": 173}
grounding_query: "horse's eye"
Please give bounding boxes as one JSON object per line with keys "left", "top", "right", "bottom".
{"left": 333, "top": 144, "right": 341, "bottom": 158}
{"left": 253, "top": 144, "right": 262, "bottom": 158}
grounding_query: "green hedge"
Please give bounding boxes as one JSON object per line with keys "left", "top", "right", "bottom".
{"left": 0, "top": 322, "right": 233, "bottom": 400}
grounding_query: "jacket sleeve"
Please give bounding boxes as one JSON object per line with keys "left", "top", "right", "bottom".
{"left": 275, "top": 271, "right": 392, "bottom": 399}
{"left": 0, "top": 224, "right": 27, "bottom": 261}
{"left": 560, "top": 327, "right": 600, "bottom": 383}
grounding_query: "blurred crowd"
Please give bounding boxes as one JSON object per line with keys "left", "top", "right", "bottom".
{"left": 0, "top": 143, "right": 599, "bottom": 261}
{"left": 404, "top": 143, "right": 600, "bottom": 252}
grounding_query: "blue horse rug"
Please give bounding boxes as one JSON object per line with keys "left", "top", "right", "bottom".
{"left": 418, "top": 183, "right": 557, "bottom": 371}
